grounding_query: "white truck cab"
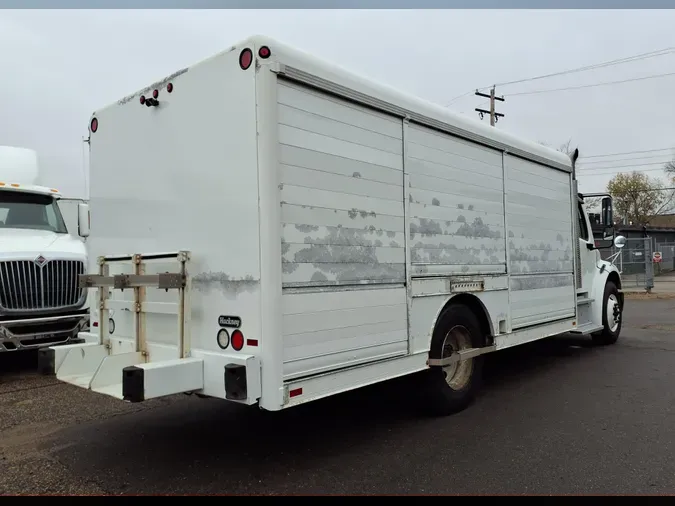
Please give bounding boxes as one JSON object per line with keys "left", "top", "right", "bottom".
{"left": 0, "top": 146, "right": 90, "bottom": 353}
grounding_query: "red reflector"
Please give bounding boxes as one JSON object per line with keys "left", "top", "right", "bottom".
{"left": 239, "top": 48, "right": 253, "bottom": 70}
{"left": 166, "top": 83, "right": 173, "bottom": 93}
{"left": 246, "top": 339, "right": 258, "bottom": 347}
{"left": 93, "top": 321, "right": 99, "bottom": 327}
{"left": 90, "top": 117, "right": 98, "bottom": 133}
{"left": 258, "top": 46, "right": 271, "bottom": 59}
{"left": 152, "top": 89, "right": 159, "bottom": 99}
{"left": 289, "top": 388, "right": 302, "bottom": 398}
{"left": 231, "top": 330, "right": 244, "bottom": 351}
{"left": 139, "top": 95, "right": 146, "bottom": 105}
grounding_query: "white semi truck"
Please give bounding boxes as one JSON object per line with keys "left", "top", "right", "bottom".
{"left": 40, "top": 35, "right": 625, "bottom": 415}
{"left": 0, "top": 146, "right": 90, "bottom": 353}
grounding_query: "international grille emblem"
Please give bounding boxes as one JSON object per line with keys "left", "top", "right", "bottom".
{"left": 34, "top": 255, "right": 47, "bottom": 267}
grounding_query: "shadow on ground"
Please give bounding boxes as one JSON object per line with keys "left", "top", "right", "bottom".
{"left": 0, "top": 349, "right": 39, "bottom": 378}
{"left": 48, "top": 333, "right": 600, "bottom": 495}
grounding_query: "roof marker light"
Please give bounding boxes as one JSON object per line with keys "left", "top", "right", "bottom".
{"left": 140, "top": 95, "right": 146, "bottom": 105}
{"left": 152, "top": 89, "right": 159, "bottom": 99}
{"left": 258, "top": 46, "right": 271, "bottom": 59}
{"left": 166, "top": 83, "right": 173, "bottom": 93}
{"left": 90, "top": 117, "right": 98, "bottom": 133}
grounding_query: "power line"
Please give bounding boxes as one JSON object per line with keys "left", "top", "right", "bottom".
{"left": 586, "top": 187, "right": 675, "bottom": 193}
{"left": 579, "top": 161, "right": 670, "bottom": 171}
{"left": 625, "top": 187, "right": 675, "bottom": 192}
{"left": 490, "top": 47, "right": 675, "bottom": 89}
{"left": 580, "top": 154, "right": 675, "bottom": 165}
{"left": 580, "top": 147, "right": 675, "bottom": 159}
{"left": 579, "top": 166, "right": 670, "bottom": 177}
{"left": 507, "top": 71, "right": 675, "bottom": 97}
{"left": 444, "top": 46, "right": 675, "bottom": 105}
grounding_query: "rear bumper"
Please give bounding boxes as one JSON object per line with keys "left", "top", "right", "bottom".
{"left": 0, "top": 310, "right": 90, "bottom": 352}
{"left": 39, "top": 337, "right": 261, "bottom": 405}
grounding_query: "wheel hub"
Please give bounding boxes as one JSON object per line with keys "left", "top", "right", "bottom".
{"left": 606, "top": 294, "right": 621, "bottom": 333}
{"left": 441, "top": 325, "right": 474, "bottom": 391}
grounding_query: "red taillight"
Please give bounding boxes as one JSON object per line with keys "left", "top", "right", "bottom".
{"left": 152, "top": 89, "right": 159, "bottom": 99}
{"left": 93, "top": 321, "right": 99, "bottom": 327}
{"left": 166, "top": 83, "right": 173, "bottom": 93}
{"left": 139, "top": 95, "right": 146, "bottom": 105}
{"left": 258, "top": 46, "right": 271, "bottom": 59}
{"left": 239, "top": 48, "right": 253, "bottom": 70}
{"left": 90, "top": 117, "right": 98, "bottom": 133}
{"left": 231, "top": 330, "right": 244, "bottom": 351}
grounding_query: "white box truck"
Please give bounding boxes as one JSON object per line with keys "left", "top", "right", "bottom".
{"left": 0, "top": 146, "right": 90, "bottom": 353}
{"left": 40, "top": 35, "right": 625, "bottom": 415}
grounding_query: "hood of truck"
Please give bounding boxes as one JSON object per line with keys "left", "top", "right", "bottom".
{"left": 0, "top": 229, "right": 87, "bottom": 260}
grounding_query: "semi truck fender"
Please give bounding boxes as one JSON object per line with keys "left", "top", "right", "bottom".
{"left": 590, "top": 262, "right": 622, "bottom": 328}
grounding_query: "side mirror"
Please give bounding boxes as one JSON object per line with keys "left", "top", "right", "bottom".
{"left": 602, "top": 225, "right": 615, "bottom": 241}
{"left": 601, "top": 196, "right": 613, "bottom": 227}
{"left": 77, "top": 203, "right": 90, "bottom": 238}
{"left": 614, "top": 235, "right": 626, "bottom": 249}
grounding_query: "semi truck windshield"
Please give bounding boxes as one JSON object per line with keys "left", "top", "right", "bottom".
{"left": 0, "top": 191, "right": 68, "bottom": 234}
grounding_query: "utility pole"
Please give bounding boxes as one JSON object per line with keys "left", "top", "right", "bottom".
{"left": 475, "top": 86, "right": 505, "bottom": 126}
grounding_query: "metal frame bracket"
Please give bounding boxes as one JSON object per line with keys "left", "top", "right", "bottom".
{"left": 78, "top": 251, "right": 192, "bottom": 360}
{"left": 427, "top": 345, "right": 496, "bottom": 367}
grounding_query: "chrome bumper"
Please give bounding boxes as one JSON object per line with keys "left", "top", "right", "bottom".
{"left": 0, "top": 311, "right": 90, "bottom": 352}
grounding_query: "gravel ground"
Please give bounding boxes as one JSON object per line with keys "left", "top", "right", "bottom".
{"left": 1, "top": 297, "right": 675, "bottom": 495}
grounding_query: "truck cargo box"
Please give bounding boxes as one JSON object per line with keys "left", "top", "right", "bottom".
{"left": 43, "top": 35, "right": 623, "bottom": 415}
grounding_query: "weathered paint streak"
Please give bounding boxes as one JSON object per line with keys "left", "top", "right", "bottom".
{"left": 192, "top": 272, "right": 258, "bottom": 298}
{"left": 510, "top": 274, "right": 574, "bottom": 291}
{"left": 277, "top": 80, "right": 405, "bottom": 287}
{"left": 347, "top": 209, "right": 377, "bottom": 220}
{"left": 411, "top": 243, "right": 505, "bottom": 265}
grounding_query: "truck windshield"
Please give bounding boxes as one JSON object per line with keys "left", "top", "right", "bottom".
{"left": 0, "top": 191, "right": 68, "bottom": 234}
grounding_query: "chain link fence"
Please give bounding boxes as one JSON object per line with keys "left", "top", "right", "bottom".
{"left": 599, "top": 237, "right": 654, "bottom": 290}
{"left": 652, "top": 241, "right": 675, "bottom": 276}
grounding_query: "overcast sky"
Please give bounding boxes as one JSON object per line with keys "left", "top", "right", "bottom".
{"left": 1, "top": 9, "right": 674, "bottom": 198}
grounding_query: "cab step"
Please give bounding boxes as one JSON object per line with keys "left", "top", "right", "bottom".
{"left": 569, "top": 323, "right": 603, "bottom": 335}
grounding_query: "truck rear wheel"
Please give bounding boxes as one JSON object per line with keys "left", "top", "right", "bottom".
{"left": 423, "top": 304, "right": 485, "bottom": 416}
{"left": 592, "top": 281, "right": 622, "bottom": 346}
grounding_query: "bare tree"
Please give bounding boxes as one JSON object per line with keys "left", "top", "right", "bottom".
{"left": 665, "top": 159, "right": 675, "bottom": 179}
{"left": 556, "top": 139, "right": 574, "bottom": 157}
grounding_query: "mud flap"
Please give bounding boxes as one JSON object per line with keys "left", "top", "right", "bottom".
{"left": 37, "top": 347, "right": 56, "bottom": 375}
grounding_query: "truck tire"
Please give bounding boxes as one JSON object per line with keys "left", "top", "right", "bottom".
{"left": 592, "top": 281, "right": 622, "bottom": 346}
{"left": 423, "top": 304, "right": 485, "bottom": 416}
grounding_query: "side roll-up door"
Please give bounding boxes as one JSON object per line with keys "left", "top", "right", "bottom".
{"left": 504, "top": 154, "right": 576, "bottom": 329}
{"left": 275, "top": 79, "right": 409, "bottom": 380}
{"left": 406, "top": 123, "right": 507, "bottom": 276}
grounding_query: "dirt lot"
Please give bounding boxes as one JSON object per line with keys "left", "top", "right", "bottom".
{"left": 2, "top": 297, "right": 675, "bottom": 495}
